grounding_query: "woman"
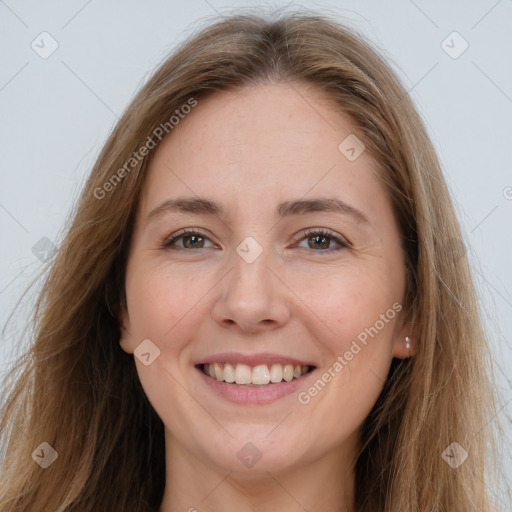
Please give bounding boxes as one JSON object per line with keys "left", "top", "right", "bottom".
{"left": 0, "top": 9, "right": 506, "bottom": 512}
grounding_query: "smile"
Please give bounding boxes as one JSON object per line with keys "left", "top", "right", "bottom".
{"left": 195, "top": 361, "right": 317, "bottom": 405}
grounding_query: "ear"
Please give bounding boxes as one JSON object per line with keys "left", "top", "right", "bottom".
{"left": 391, "top": 306, "right": 418, "bottom": 359}
{"left": 118, "top": 307, "right": 134, "bottom": 354}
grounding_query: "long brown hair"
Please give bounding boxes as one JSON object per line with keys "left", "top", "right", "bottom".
{"left": 0, "top": 7, "right": 507, "bottom": 511}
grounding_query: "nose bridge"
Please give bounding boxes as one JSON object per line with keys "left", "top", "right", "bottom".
{"left": 211, "top": 232, "right": 291, "bottom": 330}
{"left": 229, "top": 235, "right": 274, "bottom": 302}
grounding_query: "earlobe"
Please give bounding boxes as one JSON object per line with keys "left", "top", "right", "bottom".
{"left": 118, "top": 307, "right": 134, "bottom": 354}
{"left": 119, "top": 336, "right": 134, "bottom": 355}
{"left": 392, "top": 317, "right": 418, "bottom": 359}
{"left": 393, "top": 334, "right": 416, "bottom": 359}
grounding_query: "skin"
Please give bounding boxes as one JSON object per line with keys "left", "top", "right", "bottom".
{"left": 119, "top": 81, "right": 416, "bottom": 512}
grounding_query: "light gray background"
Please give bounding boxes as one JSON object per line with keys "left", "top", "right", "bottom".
{"left": 1, "top": 0, "right": 511, "bottom": 504}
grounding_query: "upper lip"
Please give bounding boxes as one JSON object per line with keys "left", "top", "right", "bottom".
{"left": 194, "top": 352, "right": 316, "bottom": 367}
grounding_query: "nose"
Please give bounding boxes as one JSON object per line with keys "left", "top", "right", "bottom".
{"left": 210, "top": 243, "right": 292, "bottom": 333}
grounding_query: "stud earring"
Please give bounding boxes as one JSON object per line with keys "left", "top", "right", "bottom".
{"left": 405, "top": 336, "right": 411, "bottom": 350}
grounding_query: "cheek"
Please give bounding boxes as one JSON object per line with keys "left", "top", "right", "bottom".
{"left": 295, "top": 271, "right": 398, "bottom": 441}
{"left": 125, "top": 259, "right": 210, "bottom": 342}
{"left": 124, "top": 264, "right": 208, "bottom": 438}
{"left": 292, "top": 263, "right": 399, "bottom": 347}
{"left": 292, "top": 264, "right": 400, "bottom": 415}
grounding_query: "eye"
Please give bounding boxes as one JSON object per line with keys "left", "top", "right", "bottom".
{"left": 295, "top": 228, "right": 349, "bottom": 253}
{"left": 162, "top": 228, "right": 215, "bottom": 250}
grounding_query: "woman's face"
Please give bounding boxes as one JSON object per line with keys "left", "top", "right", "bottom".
{"left": 119, "top": 81, "right": 412, "bottom": 474}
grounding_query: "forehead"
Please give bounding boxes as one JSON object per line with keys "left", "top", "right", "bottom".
{"left": 162, "top": 82, "right": 359, "bottom": 165}
{"left": 139, "top": 81, "right": 386, "bottom": 221}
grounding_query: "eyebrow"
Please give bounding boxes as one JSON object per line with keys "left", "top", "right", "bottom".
{"left": 145, "top": 196, "right": 369, "bottom": 225}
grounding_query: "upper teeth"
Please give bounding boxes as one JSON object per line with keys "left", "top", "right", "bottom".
{"left": 202, "top": 363, "right": 310, "bottom": 385}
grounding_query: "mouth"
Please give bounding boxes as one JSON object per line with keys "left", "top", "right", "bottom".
{"left": 194, "top": 361, "right": 317, "bottom": 405}
{"left": 196, "top": 362, "right": 315, "bottom": 386}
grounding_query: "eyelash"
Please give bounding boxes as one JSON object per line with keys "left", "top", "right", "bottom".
{"left": 161, "top": 227, "right": 350, "bottom": 254}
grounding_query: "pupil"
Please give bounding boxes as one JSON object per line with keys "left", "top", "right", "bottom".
{"left": 311, "top": 235, "right": 328, "bottom": 249}
{"left": 185, "top": 235, "right": 203, "bottom": 248}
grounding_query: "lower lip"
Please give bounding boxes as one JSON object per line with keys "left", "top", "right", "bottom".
{"left": 195, "top": 366, "right": 316, "bottom": 405}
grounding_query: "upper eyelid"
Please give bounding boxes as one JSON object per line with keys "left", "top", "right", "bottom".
{"left": 299, "top": 227, "right": 349, "bottom": 244}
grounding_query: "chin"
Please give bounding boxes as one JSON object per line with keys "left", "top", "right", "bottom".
{"left": 199, "top": 434, "right": 306, "bottom": 475}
